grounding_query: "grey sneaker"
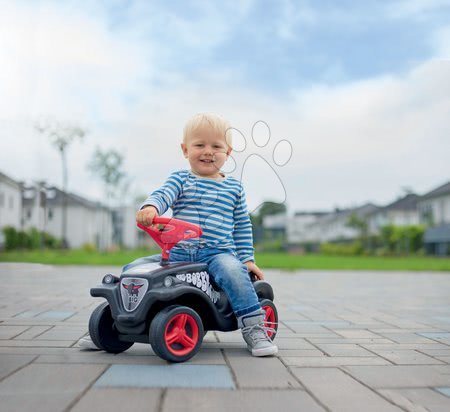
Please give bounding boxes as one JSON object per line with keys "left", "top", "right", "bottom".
{"left": 240, "top": 312, "right": 278, "bottom": 357}
{"left": 78, "top": 334, "right": 100, "bottom": 350}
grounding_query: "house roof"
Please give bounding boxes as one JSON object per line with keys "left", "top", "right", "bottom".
{"left": 382, "top": 193, "right": 420, "bottom": 212}
{"left": 422, "top": 181, "right": 450, "bottom": 200}
{"left": 294, "top": 211, "right": 329, "bottom": 217}
{"left": 0, "top": 170, "right": 22, "bottom": 189}
{"left": 22, "top": 185, "right": 108, "bottom": 211}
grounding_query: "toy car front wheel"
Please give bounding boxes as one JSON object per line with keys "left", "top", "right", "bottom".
{"left": 260, "top": 299, "right": 278, "bottom": 340}
{"left": 89, "top": 302, "right": 134, "bottom": 353}
{"left": 149, "top": 305, "right": 204, "bottom": 362}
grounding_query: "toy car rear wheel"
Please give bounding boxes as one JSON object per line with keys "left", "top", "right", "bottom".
{"left": 149, "top": 305, "right": 204, "bottom": 362}
{"left": 89, "top": 302, "right": 134, "bottom": 353}
{"left": 260, "top": 299, "right": 278, "bottom": 340}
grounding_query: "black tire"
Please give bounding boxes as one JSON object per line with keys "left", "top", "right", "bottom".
{"left": 89, "top": 302, "right": 133, "bottom": 354}
{"left": 149, "top": 305, "right": 204, "bottom": 362}
{"left": 260, "top": 299, "right": 278, "bottom": 341}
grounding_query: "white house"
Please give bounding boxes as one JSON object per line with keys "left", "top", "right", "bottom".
{"left": 418, "top": 181, "right": 450, "bottom": 256}
{"left": 21, "top": 183, "right": 113, "bottom": 249}
{"left": 115, "top": 204, "right": 157, "bottom": 249}
{"left": 287, "top": 204, "right": 379, "bottom": 246}
{"left": 285, "top": 211, "right": 327, "bottom": 245}
{"left": 0, "top": 171, "right": 22, "bottom": 229}
{"left": 367, "top": 193, "right": 420, "bottom": 235}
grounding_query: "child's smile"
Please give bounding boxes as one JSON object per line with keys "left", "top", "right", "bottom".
{"left": 181, "top": 127, "right": 231, "bottom": 178}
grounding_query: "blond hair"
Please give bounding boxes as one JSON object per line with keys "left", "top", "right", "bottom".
{"left": 183, "top": 113, "right": 232, "bottom": 148}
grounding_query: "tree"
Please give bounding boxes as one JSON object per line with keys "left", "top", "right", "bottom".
{"left": 251, "top": 201, "right": 287, "bottom": 226}
{"left": 35, "top": 120, "right": 86, "bottom": 247}
{"left": 346, "top": 212, "right": 369, "bottom": 249}
{"left": 88, "top": 148, "right": 128, "bottom": 248}
{"left": 88, "top": 147, "right": 127, "bottom": 204}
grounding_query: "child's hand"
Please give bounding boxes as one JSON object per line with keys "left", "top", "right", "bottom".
{"left": 245, "top": 261, "right": 264, "bottom": 280}
{"left": 136, "top": 205, "right": 159, "bottom": 226}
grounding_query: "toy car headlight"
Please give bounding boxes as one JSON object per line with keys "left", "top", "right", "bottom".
{"left": 164, "top": 276, "right": 173, "bottom": 287}
{"left": 103, "top": 274, "right": 119, "bottom": 284}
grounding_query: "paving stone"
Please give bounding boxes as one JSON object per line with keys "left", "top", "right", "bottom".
{"left": 434, "top": 387, "right": 450, "bottom": 397}
{"left": 361, "top": 343, "right": 450, "bottom": 351}
{"left": 0, "top": 325, "right": 30, "bottom": 339}
{"left": 282, "top": 320, "right": 351, "bottom": 327}
{"left": 380, "top": 388, "right": 450, "bottom": 411}
{"left": 307, "top": 337, "right": 395, "bottom": 344}
{"left": 277, "top": 349, "right": 324, "bottom": 357}
{"left": 2, "top": 264, "right": 450, "bottom": 409}
{"left": 377, "top": 333, "right": 439, "bottom": 344}
{"left": 0, "top": 393, "right": 81, "bottom": 412}
{"left": 365, "top": 349, "right": 444, "bottom": 365}
{"left": 13, "top": 310, "right": 44, "bottom": 318}
{"left": 416, "top": 349, "right": 450, "bottom": 357}
{"left": 275, "top": 337, "right": 318, "bottom": 350}
{"left": 282, "top": 322, "right": 340, "bottom": 335}
{"left": 163, "top": 389, "right": 325, "bottom": 412}
{"left": 285, "top": 356, "right": 391, "bottom": 367}
{"left": 12, "top": 325, "right": 53, "bottom": 340}
{"left": 334, "top": 329, "right": 382, "bottom": 339}
{"left": 71, "top": 388, "right": 162, "bottom": 412}
{"left": 342, "top": 365, "right": 450, "bottom": 388}
{"left": 95, "top": 364, "right": 235, "bottom": 389}
{"left": 418, "top": 332, "right": 450, "bottom": 344}
{"left": 0, "top": 354, "right": 36, "bottom": 380}
{"left": 224, "top": 350, "right": 301, "bottom": 388}
{"left": 314, "top": 343, "right": 377, "bottom": 357}
{"left": 0, "top": 339, "right": 75, "bottom": 347}
{"left": 292, "top": 367, "right": 402, "bottom": 411}
{"left": 0, "top": 363, "right": 107, "bottom": 412}
{"left": 35, "top": 350, "right": 133, "bottom": 365}
{"left": 35, "top": 325, "right": 87, "bottom": 341}
{"left": 113, "top": 347, "right": 226, "bottom": 365}
{"left": 34, "top": 310, "right": 75, "bottom": 320}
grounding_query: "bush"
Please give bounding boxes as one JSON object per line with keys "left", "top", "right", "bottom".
{"left": 379, "top": 224, "right": 425, "bottom": 255}
{"left": 82, "top": 242, "right": 97, "bottom": 253}
{"left": 1, "top": 226, "right": 62, "bottom": 250}
{"left": 28, "top": 227, "right": 41, "bottom": 249}
{"left": 320, "top": 241, "right": 364, "bottom": 256}
{"left": 2, "top": 226, "right": 18, "bottom": 250}
{"left": 42, "top": 232, "right": 62, "bottom": 249}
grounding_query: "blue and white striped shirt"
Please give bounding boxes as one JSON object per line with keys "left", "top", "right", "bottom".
{"left": 141, "top": 170, "right": 255, "bottom": 263}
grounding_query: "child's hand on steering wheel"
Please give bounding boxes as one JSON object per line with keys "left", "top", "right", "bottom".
{"left": 136, "top": 205, "right": 159, "bottom": 226}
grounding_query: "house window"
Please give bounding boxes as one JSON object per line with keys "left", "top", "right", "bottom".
{"left": 9, "top": 196, "right": 14, "bottom": 209}
{"left": 0, "top": 192, "right": 4, "bottom": 208}
{"left": 27, "top": 209, "right": 32, "bottom": 219}
{"left": 419, "top": 204, "right": 434, "bottom": 225}
{"left": 48, "top": 209, "right": 54, "bottom": 220}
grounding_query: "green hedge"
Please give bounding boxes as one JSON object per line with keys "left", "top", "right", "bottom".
{"left": 1, "top": 226, "right": 62, "bottom": 250}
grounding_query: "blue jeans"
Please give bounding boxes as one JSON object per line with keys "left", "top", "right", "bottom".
{"left": 123, "top": 248, "right": 261, "bottom": 317}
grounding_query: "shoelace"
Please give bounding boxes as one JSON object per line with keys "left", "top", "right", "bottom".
{"left": 242, "top": 322, "right": 278, "bottom": 343}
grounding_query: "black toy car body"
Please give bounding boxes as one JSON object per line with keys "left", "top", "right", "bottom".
{"left": 89, "top": 217, "right": 278, "bottom": 362}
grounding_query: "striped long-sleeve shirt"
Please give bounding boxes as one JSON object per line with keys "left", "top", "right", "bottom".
{"left": 141, "top": 170, "right": 255, "bottom": 263}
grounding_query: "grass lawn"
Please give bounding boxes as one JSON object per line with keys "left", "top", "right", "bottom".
{"left": 1, "top": 249, "right": 450, "bottom": 271}
{"left": 0, "top": 249, "right": 160, "bottom": 266}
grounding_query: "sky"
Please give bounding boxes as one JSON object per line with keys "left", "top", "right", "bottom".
{"left": 1, "top": 0, "right": 449, "bottom": 214}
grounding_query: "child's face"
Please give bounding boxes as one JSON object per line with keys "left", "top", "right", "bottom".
{"left": 181, "top": 126, "right": 231, "bottom": 178}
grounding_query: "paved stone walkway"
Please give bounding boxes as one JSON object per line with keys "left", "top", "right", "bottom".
{"left": 0, "top": 263, "right": 450, "bottom": 411}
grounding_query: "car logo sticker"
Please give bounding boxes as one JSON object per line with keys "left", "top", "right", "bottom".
{"left": 120, "top": 278, "right": 148, "bottom": 312}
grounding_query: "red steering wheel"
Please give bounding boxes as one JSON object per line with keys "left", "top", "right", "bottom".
{"left": 137, "top": 217, "right": 202, "bottom": 261}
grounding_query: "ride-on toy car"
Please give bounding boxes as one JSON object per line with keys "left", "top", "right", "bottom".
{"left": 89, "top": 217, "right": 278, "bottom": 362}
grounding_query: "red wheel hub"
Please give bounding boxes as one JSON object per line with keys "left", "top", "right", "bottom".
{"left": 164, "top": 313, "right": 199, "bottom": 356}
{"left": 262, "top": 305, "right": 276, "bottom": 338}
